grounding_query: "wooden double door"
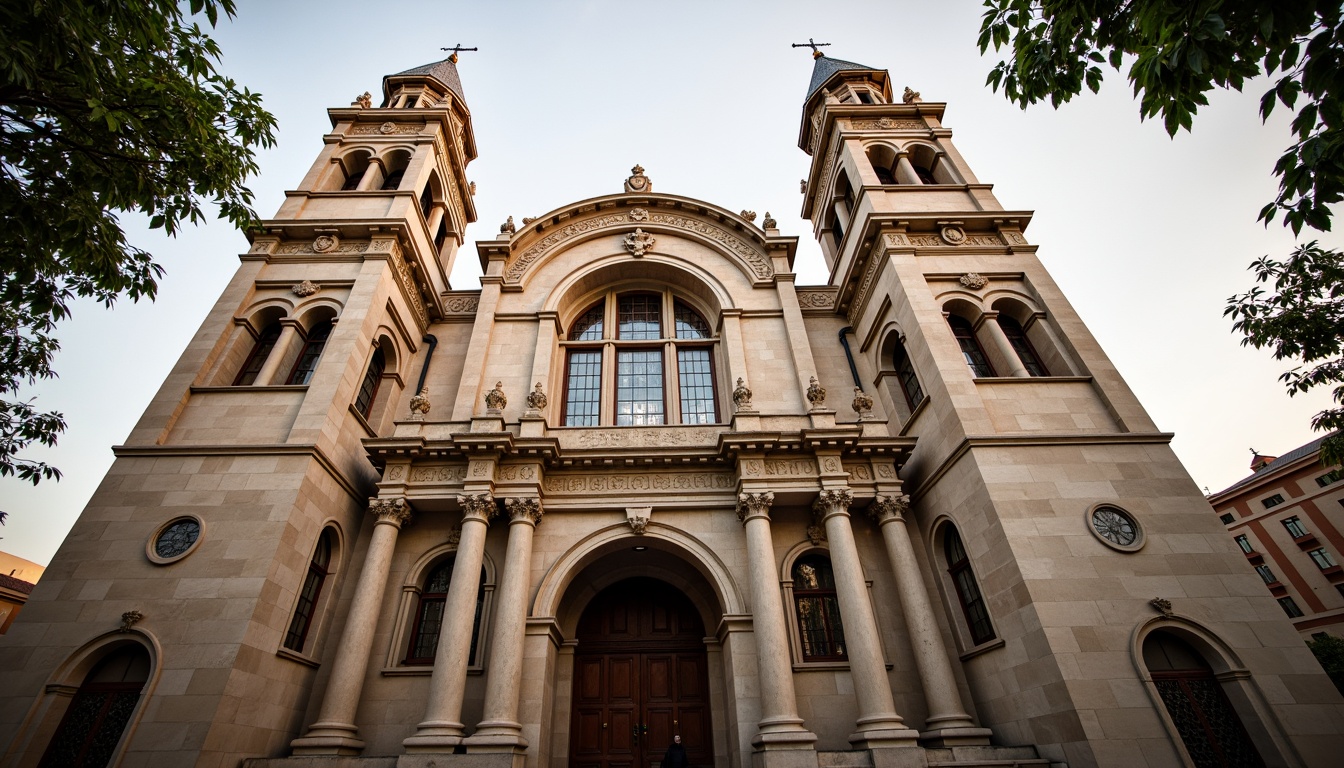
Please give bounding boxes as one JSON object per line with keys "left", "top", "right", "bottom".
{"left": 570, "top": 578, "right": 712, "bottom": 768}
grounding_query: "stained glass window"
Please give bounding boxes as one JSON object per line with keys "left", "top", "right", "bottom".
{"left": 793, "top": 555, "right": 846, "bottom": 661}
{"left": 154, "top": 519, "right": 200, "bottom": 559}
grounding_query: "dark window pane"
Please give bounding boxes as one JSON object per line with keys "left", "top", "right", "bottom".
{"left": 616, "top": 349, "right": 664, "bottom": 425}
{"left": 1283, "top": 516, "right": 1308, "bottom": 538}
{"left": 380, "top": 168, "right": 405, "bottom": 190}
{"left": 677, "top": 348, "right": 716, "bottom": 424}
{"left": 234, "top": 323, "right": 282, "bottom": 385}
{"left": 893, "top": 340, "right": 924, "bottom": 409}
{"left": 406, "top": 564, "right": 486, "bottom": 666}
{"left": 947, "top": 315, "right": 995, "bottom": 377}
{"left": 287, "top": 321, "right": 332, "bottom": 385}
{"left": 793, "top": 555, "right": 846, "bottom": 661}
{"left": 341, "top": 171, "right": 361, "bottom": 191}
{"left": 355, "top": 348, "right": 386, "bottom": 418}
{"left": 944, "top": 526, "right": 995, "bottom": 645}
{"left": 564, "top": 350, "right": 602, "bottom": 426}
{"left": 998, "top": 315, "right": 1048, "bottom": 376}
{"left": 570, "top": 302, "right": 604, "bottom": 341}
{"left": 284, "top": 531, "right": 332, "bottom": 652}
{"left": 874, "top": 164, "right": 897, "bottom": 185}
{"left": 618, "top": 294, "right": 662, "bottom": 340}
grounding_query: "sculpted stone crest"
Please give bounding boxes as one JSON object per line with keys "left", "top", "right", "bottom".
{"left": 959, "top": 272, "right": 988, "bottom": 290}
{"left": 624, "top": 164, "right": 651, "bottom": 193}
{"left": 623, "top": 228, "right": 656, "bottom": 257}
{"left": 409, "top": 387, "right": 431, "bottom": 418}
{"left": 628, "top": 207, "right": 649, "bottom": 222}
{"left": 484, "top": 381, "right": 507, "bottom": 411}
{"left": 312, "top": 234, "right": 339, "bottom": 253}
{"left": 732, "top": 378, "right": 753, "bottom": 411}
{"left": 626, "top": 506, "right": 652, "bottom": 535}
{"left": 806, "top": 376, "right": 826, "bottom": 408}
{"left": 526, "top": 382, "right": 548, "bottom": 412}
{"left": 291, "top": 280, "right": 320, "bottom": 297}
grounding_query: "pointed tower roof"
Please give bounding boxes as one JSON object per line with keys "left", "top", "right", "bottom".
{"left": 384, "top": 57, "right": 466, "bottom": 103}
{"left": 806, "top": 55, "right": 879, "bottom": 100}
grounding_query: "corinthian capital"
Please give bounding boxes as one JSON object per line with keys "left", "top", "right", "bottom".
{"left": 369, "top": 497, "right": 412, "bottom": 527}
{"left": 812, "top": 488, "right": 853, "bottom": 517}
{"left": 735, "top": 491, "right": 775, "bottom": 524}
{"left": 868, "top": 494, "right": 911, "bottom": 523}
{"left": 505, "top": 497, "right": 543, "bottom": 526}
{"left": 457, "top": 493, "right": 497, "bottom": 522}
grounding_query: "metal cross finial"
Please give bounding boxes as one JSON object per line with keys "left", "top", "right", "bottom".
{"left": 791, "top": 38, "right": 831, "bottom": 59}
{"left": 440, "top": 43, "right": 478, "bottom": 64}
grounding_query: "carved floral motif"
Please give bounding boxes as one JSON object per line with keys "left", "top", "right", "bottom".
{"left": 623, "top": 228, "right": 656, "bottom": 257}
{"left": 370, "top": 497, "right": 412, "bottom": 525}
{"left": 765, "top": 459, "right": 818, "bottom": 476}
{"left": 409, "top": 465, "right": 467, "bottom": 483}
{"left": 545, "top": 473, "right": 733, "bottom": 493}
{"left": 806, "top": 525, "right": 827, "bottom": 545}
{"left": 1150, "top": 597, "right": 1174, "bottom": 616}
{"left": 119, "top": 610, "right": 144, "bottom": 632}
{"left": 444, "top": 296, "right": 480, "bottom": 313}
{"left": 499, "top": 464, "right": 537, "bottom": 481}
{"left": 736, "top": 491, "right": 775, "bottom": 523}
{"left": 457, "top": 493, "right": 496, "bottom": 520}
{"left": 813, "top": 488, "right": 853, "bottom": 515}
{"left": 868, "top": 494, "right": 911, "bottom": 522}
{"left": 796, "top": 289, "right": 837, "bottom": 310}
{"left": 849, "top": 117, "right": 922, "bottom": 130}
{"left": 959, "top": 273, "right": 988, "bottom": 290}
{"left": 565, "top": 428, "right": 718, "bottom": 449}
{"left": 629, "top": 207, "right": 649, "bottom": 222}
{"left": 291, "top": 280, "right": 320, "bottom": 297}
{"left": 505, "top": 497, "right": 543, "bottom": 526}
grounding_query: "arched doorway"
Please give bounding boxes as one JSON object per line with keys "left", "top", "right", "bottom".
{"left": 1143, "top": 630, "right": 1265, "bottom": 768}
{"left": 570, "top": 577, "right": 712, "bottom": 768}
{"left": 39, "top": 642, "right": 151, "bottom": 768}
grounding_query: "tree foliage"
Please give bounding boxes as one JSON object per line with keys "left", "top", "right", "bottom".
{"left": 0, "top": 0, "right": 276, "bottom": 483}
{"left": 979, "top": 0, "right": 1344, "bottom": 463}
{"left": 1307, "top": 633, "right": 1344, "bottom": 694}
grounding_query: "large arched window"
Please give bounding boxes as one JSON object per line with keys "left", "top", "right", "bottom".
{"left": 944, "top": 525, "right": 996, "bottom": 646}
{"left": 283, "top": 529, "right": 334, "bottom": 653}
{"left": 39, "top": 644, "right": 150, "bottom": 768}
{"left": 286, "top": 320, "right": 332, "bottom": 385}
{"left": 561, "top": 290, "right": 719, "bottom": 426}
{"left": 792, "top": 554, "right": 847, "bottom": 661}
{"left": 892, "top": 336, "right": 924, "bottom": 409}
{"left": 233, "top": 322, "right": 281, "bottom": 386}
{"left": 405, "top": 561, "right": 487, "bottom": 666}
{"left": 946, "top": 315, "right": 995, "bottom": 378}
{"left": 1143, "top": 631, "right": 1264, "bottom": 767}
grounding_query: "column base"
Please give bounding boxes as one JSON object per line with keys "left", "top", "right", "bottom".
{"left": 866, "top": 744, "right": 931, "bottom": 768}
{"left": 847, "top": 725, "right": 921, "bottom": 751}
{"left": 917, "top": 726, "right": 993, "bottom": 747}
{"left": 289, "top": 727, "right": 365, "bottom": 756}
{"left": 401, "top": 720, "right": 467, "bottom": 753}
{"left": 462, "top": 727, "right": 529, "bottom": 753}
{"left": 751, "top": 726, "right": 819, "bottom": 750}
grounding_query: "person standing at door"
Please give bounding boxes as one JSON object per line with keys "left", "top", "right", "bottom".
{"left": 661, "top": 734, "right": 688, "bottom": 768}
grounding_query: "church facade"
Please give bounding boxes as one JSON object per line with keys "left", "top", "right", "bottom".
{"left": 1, "top": 54, "right": 1341, "bottom": 768}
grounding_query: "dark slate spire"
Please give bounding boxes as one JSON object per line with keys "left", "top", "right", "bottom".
{"left": 386, "top": 57, "right": 466, "bottom": 103}
{"left": 806, "top": 55, "right": 879, "bottom": 100}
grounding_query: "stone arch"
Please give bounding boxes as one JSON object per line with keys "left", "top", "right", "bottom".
{"left": 902, "top": 141, "right": 961, "bottom": 184}
{"left": 987, "top": 293, "right": 1068, "bottom": 376}
{"left": 329, "top": 147, "right": 375, "bottom": 190}
{"left": 863, "top": 141, "right": 902, "bottom": 185}
{"left": 292, "top": 299, "right": 342, "bottom": 330}
{"left": 546, "top": 256, "right": 731, "bottom": 336}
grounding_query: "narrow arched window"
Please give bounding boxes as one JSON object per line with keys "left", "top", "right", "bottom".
{"left": 286, "top": 320, "right": 332, "bottom": 385}
{"left": 39, "top": 644, "right": 150, "bottom": 768}
{"left": 998, "top": 315, "right": 1048, "bottom": 376}
{"left": 405, "top": 562, "right": 487, "bottom": 665}
{"left": 234, "top": 322, "right": 281, "bottom": 386}
{"left": 1144, "top": 631, "right": 1264, "bottom": 766}
{"left": 284, "top": 530, "right": 333, "bottom": 652}
{"left": 355, "top": 348, "right": 386, "bottom": 419}
{"left": 792, "top": 555, "right": 846, "bottom": 661}
{"left": 914, "top": 164, "right": 937, "bottom": 184}
{"left": 946, "top": 315, "right": 995, "bottom": 378}
{"left": 944, "top": 526, "right": 995, "bottom": 645}
{"left": 380, "top": 168, "right": 406, "bottom": 190}
{"left": 341, "top": 172, "right": 362, "bottom": 191}
{"left": 893, "top": 337, "right": 924, "bottom": 409}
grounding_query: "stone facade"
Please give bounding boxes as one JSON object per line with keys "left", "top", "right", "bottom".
{"left": 1, "top": 55, "right": 1342, "bottom": 768}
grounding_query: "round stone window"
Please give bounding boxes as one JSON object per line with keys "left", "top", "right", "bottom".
{"left": 147, "top": 516, "right": 204, "bottom": 564}
{"left": 1087, "top": 504, "right": 1144, "bottom": 552}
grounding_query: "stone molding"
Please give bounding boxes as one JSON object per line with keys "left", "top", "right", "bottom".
{"left": 504, "top": 497, "right": 543, "bottom": 526}
{"left": 736, "top": 491, "right": 775, "bottom": 524}
{"left": 457, "top": 492, "right": 497, "bottom": 522}
{"left": 812, "top": 488, "right": 853, "bottom": 519}
{"left": 370, "top": 497, "right": 412, "bottom": 526}
{"left": 868, "top": 494, "right": 911, "bottom": 523}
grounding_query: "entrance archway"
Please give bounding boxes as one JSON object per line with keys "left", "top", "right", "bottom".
{"left": 569, "top": 578, "right": 712, "bottom": 768}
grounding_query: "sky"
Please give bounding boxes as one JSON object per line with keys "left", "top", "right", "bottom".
{"left": 2, "top": 0, "right": 1338, "bottom": 566}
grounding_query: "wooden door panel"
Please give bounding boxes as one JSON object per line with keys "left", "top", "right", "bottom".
{"left": 676, "top": 655, "right": 706, "bottom": 700}
{"left": 577, "top": 656, "right": 604, "bottom": 702}
{"left": 644, "top": 655, "right": 673, "bottom": 701}
{"left": 608, "top": 655, "right": 637, "bottom": 701}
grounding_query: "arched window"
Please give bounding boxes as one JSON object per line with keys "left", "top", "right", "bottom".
{"left": 946, "top": 315, "right": 995, "bottom": 378}
{"left": 405, "top": 561, "right": 487, "bottom": 665}
{"left": 792, "top": 555, "right": 846, "bottom": 661}
{"left": 39, "top": 644, "right": 150, "bottom": 768}
{"left": 892, "top": 337, "right": 924, "bottom": 409}
{"left": 913, "top": 164, "right": 937, "bottom": 184}
{"left": 944, "top": 525, "right": 995, "bottom": 645}
{"left": 233, "top": 322, "right": 281, "bottom": 386}
{"left": 286, "top": 320, "right": 332, "bottom": 385}
{"left": 341, "top": 172, "right": 362, "bottom": 191}
{"left": 284, "top": 529, "right": 334, "bottom": 653}
{"left": 355, "top": 348, "right": 386, "bottom": 419}
{"left": 380, "top": 168, "right": 405, "bottom": 191}
{"left": 561, "top": 291, "right": 719, "bottom": 426}
{"left": 1143, "top": 631, "right": 1264, "bottom": 767}
{"left": 997, "top": 315, "right": 1048, "bottom": 376}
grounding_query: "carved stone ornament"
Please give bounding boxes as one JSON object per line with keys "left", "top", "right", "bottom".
{"left": 353, "top": 92, "right": 372, "bottom": 109}
{"left": 484, "top": 381, "right": 507, "bottom": 411}
{"left": 626, "top": 506, "right": 652, "bottom": 535}
{"left": 312, "top": 234, "right": 340, "bottom": 253}
{"left": 812, "top": 488, "right": 853, "bottom": 516}
{"left": 119, "top": 610, "right": 144, "bottom": 633}
{"left": 869, "top": 494, "right": 911, "bottom": 522}
{"left": 732, "top": 378, "right": 753, "bottom": 411}
{"left": 806, "top": 376, "right": 827, "bottom": 408}
{"left": 623, "top": 228, "right": 656, "bottom": 258}
{"left": 505, "top": 497, "right": 544, "bottom": 526}
{"left": 628, "top": 207, "right": 649, "bottom": 222}
{"left": 736, "top": 491, "right": 775, "bottom": 523}
{"left": 457, "top": 493, "right": 497, "bottom": 520}
{"left": 526, "top": 382, "right": 548, "bottom": 412}
{"left": 799, "top": 179, "right": 808, "bottom": 194}
{"left": 940, "top": 225, "right": 967, "bottom": 245}
{"left": 762, "top": 212, "right": 777, "bottom": 229}
{"left": 379, "top": 121, "right": 397, "bottom": 134}
{"left": 903, "top": 86, "right": 922, "bottom": 104}
{"left": 740, "top": 210, "right": 757, "bottom": 222}
{"left": 409, "top": 387, "right": 431, "bottom": 417}
{"left": 446, "top": 525, "right": 462, "bottom": 549}
{"left": 959, "top": 272, "right": 988, "bottom": 290}
{"left": 806, "top": 524, "right": 827, "bottom": 546}
{"left": 291, "top": 280, "right": 320, "bottom": 297}
{"left": 624, "top": 164, "right": 651, "bottom": 193}
{"left": 369, "top": 497, "right": 412, "bottom": 526}
{"left": 500, "top": 216, "right": 517, "bottom": 235}
{"left": 1150, "top": 597, "right": 1174, "bottom": 617}
{"left": 852, "top": 387, "right": 874, "bottom": 417}
{"left": 469, "top": 181, "right": 477, "bottom": 196}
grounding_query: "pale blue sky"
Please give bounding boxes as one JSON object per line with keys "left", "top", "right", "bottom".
{"left": 2, "top": 1, "right": 1335, "bottom": 564}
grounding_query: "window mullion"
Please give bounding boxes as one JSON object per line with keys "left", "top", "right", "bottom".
{"left": 665, "top": 341, "right": 679, "bottom": 424}
{"left": 601, "top": 342, "right": 614, "bottom": 426}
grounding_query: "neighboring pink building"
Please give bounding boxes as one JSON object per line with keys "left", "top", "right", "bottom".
{"left": 1209, "top": 433, "right": 1344, "bottom": 638}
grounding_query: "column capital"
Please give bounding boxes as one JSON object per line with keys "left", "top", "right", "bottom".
{"left": 457, "top": 492, "right": 497, "bottom": 523}
{"left": 504, "top": 497, "right": 543, "bottom": 526}
{"left": 369, "top": 497, "right": 412, "bottom": 527}
{"left": 812, "top": 488, "right": 852, "bottom": 520}
{"left": 868, "top": 494, "right": 911, "bottom": 524}
{"left": 736, "top": 491, "right": 775, "bottom": 524}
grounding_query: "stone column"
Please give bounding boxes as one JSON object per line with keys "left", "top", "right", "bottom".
{"left": 979, "top": 313, "right": 1028, "bottom": 378}
{"left": 869, "top": 496, "right": 990, "bottom": 746}
{"left": 813, "top": 489, "right": 919, "bottom": 749}
{"left": 894, "top": 154, "right": 921, "bottom": 185}
{"left": 403, "top": 493, "right": 496, "bottom": 752}
{"left": 291, "top": 498, "right": 412, "bottom": 755}
{"left": 256, "top": 319, "right": 301, "bottom": 385}
{"left": 465, "top": 497, "right": 543, "bottom": 753}
{"left": 356, "top": 157, "right": 384, "bottom": 191}
{"left": 736, "top": 492, "right": 818, "bottom": 755}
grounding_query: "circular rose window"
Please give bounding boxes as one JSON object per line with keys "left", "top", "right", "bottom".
{"left": 1087, "top": 504, "right": 1144, "bottom": 552}
{"left": 146, "top": 516, "right": 204, "bottom": 564}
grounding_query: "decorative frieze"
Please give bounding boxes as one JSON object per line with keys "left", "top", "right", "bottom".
{"left": 350, "top": 122, "right": 423, "bottom": 135}
{"left": 443, "top": 295, "right": 479, "bottom": 314}
{"left": 498, "top": 464, "right": 537, "bottom": 481}
{"left": 544, "top": 472, "right": 733, "bottom": 493}
{"left": 848, "top": 118, "right": 922, "bottom": 130}
{"left": 562, "top": 427, "right": 719, "bottom": 449}
{"left": 843, "top": 462, "right": 873, "bottom": 481}
{"left": 409, "top": 465, "right": 466, "bottom": 483}
{"left": 796, "top": 289, "right": 837, "bottom": 310}
{"left": 764, "top": 459, "right": 818, "bottom": 477}
{"left": 276, "top": 240, "right": 369, "bottom": 255}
